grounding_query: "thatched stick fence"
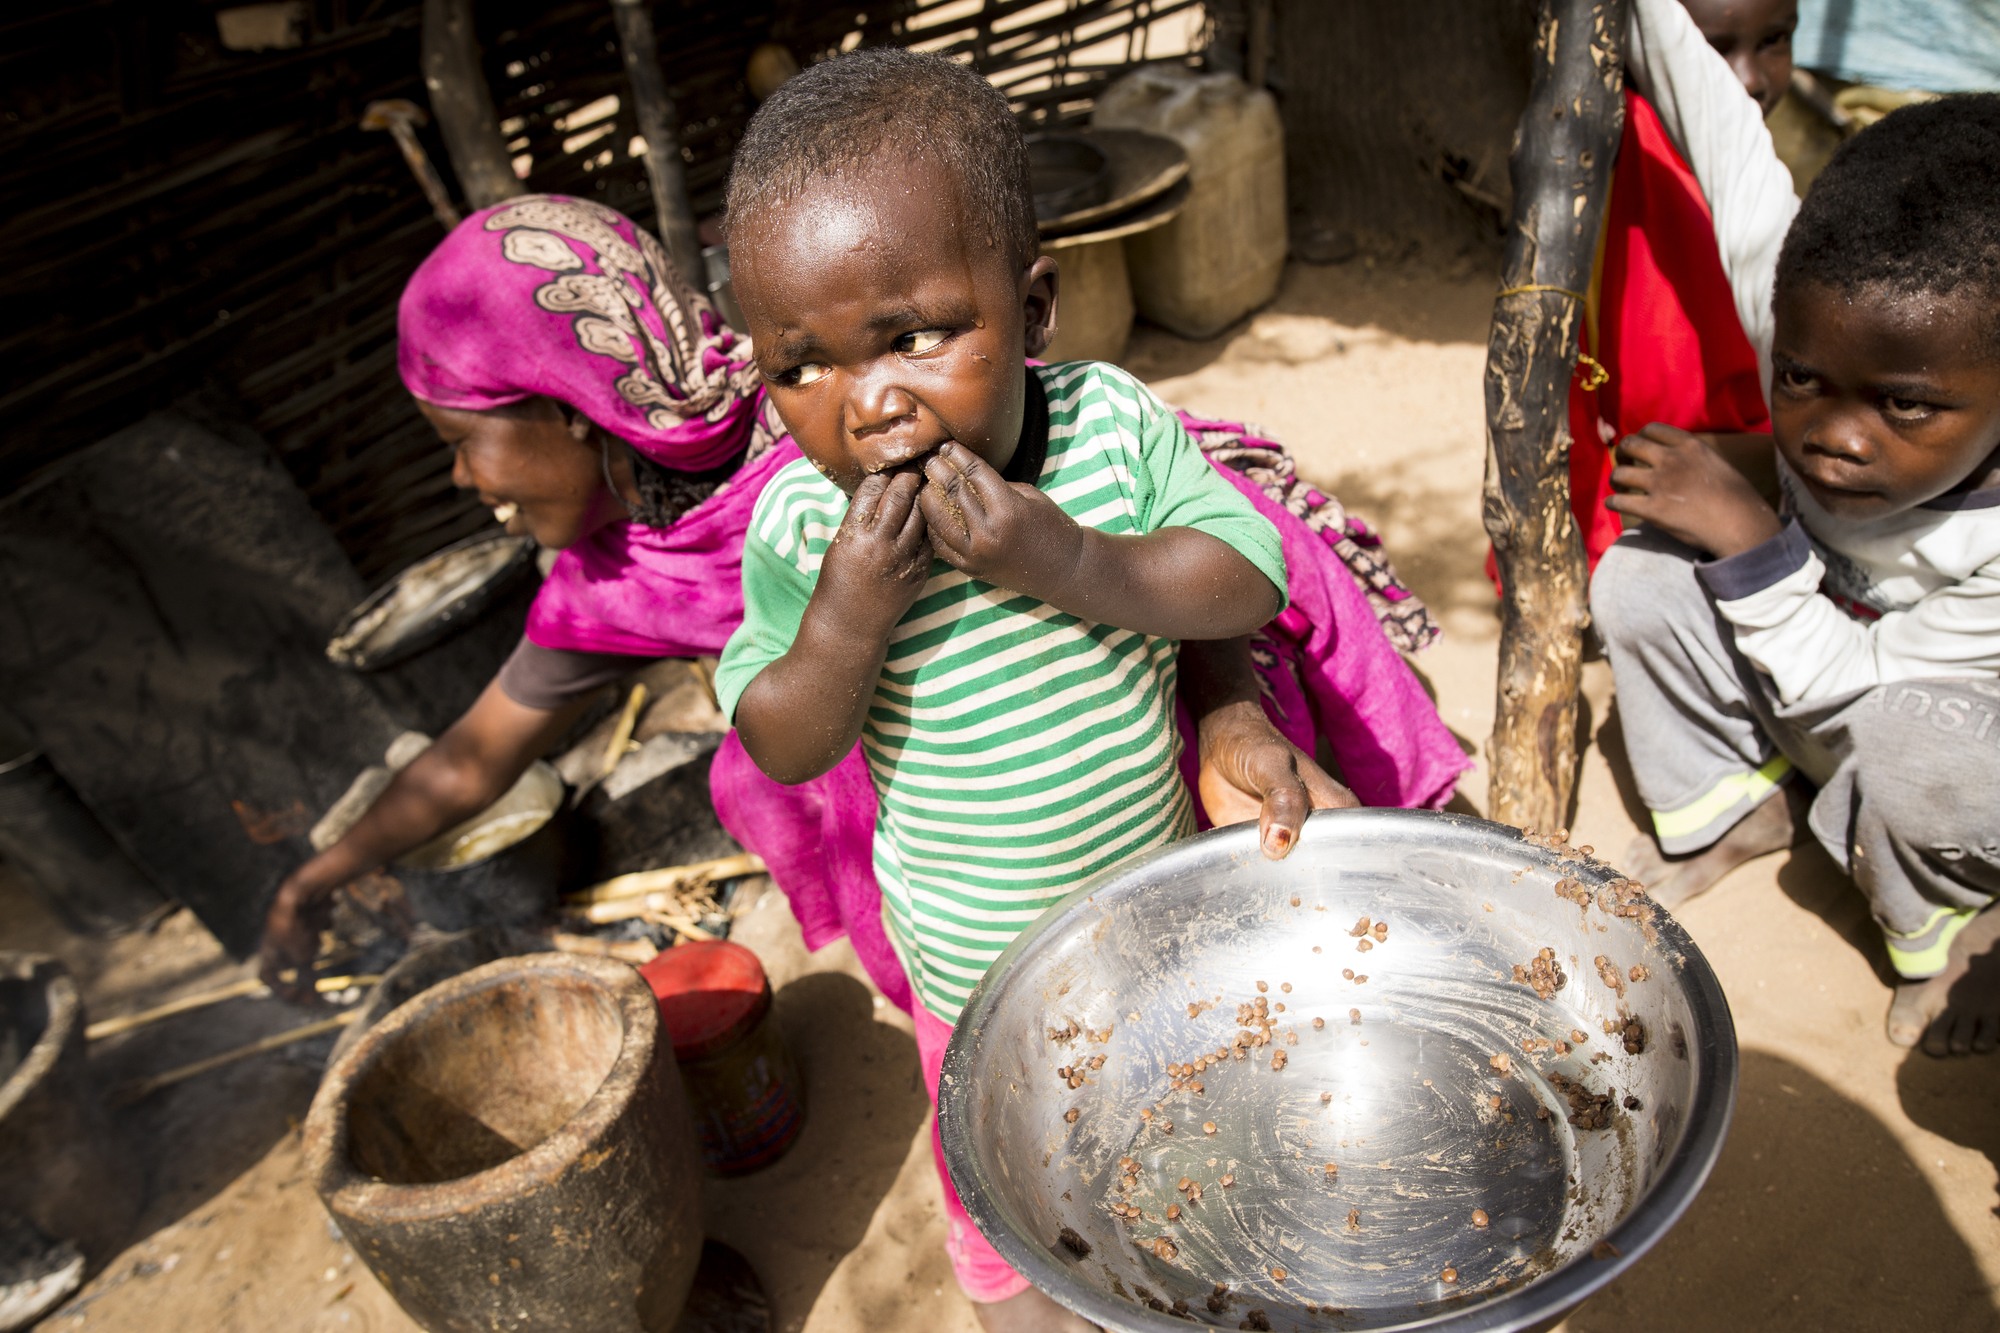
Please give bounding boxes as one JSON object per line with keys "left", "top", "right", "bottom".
{"left": 1481, "top": 0, "right": 1628, "bottom": 830}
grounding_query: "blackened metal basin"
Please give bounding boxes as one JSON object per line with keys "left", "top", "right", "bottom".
{"left": 938, "top": 809, "right": 1737, "bottom": 1332}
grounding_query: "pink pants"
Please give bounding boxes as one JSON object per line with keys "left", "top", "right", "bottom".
{"left": 912, "top": 1000, "right": 1032, "bottom": 1304}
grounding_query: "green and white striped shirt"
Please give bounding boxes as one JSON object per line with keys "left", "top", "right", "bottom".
{"left": 715, "top": 362, "right": 1287, "bottom": 1020}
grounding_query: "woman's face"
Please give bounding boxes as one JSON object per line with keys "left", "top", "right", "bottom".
{"left": 418, "top": 397, "right": 627, "bottom": 549}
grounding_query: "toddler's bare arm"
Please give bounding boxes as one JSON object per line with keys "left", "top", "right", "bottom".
{"left": 737, "top": 471, "right": 930, "bottom": 783}
{"left": 917, "top": 440, "right": 1281, "bottom": 639}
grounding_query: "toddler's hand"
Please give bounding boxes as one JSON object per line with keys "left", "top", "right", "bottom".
{"left": 817, "top": 470, "right": 932, "bottom": 638}
{"left": 1606, "top": 423, "right": 1783, "bottom": 559}
{"left": 917, "top": 441, "right": 1084, "bottom": 597}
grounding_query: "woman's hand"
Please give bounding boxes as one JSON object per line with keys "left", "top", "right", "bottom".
{"left": 1606, "top": 423, "right": 1783, "bottom": 558}
{"left": 1198, "top": 698, "right": 1358, "bottom": 858}
{"left": 258, "top": 874, "right": 335, "bottom": 1004}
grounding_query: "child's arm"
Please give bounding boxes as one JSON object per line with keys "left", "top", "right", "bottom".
{"left": 1180, "top": 636, "right": 1358, "bottom": 859}
{"left": 1608, "top": 425, "right": 2000, "bottom": 702}
{"left": 1607, "top": 423, "right": 1783, "bottom": 558}
{"left": 916, "top": 436, "right": 1280, "bottom": 639}
{"left": 734, "top": 470, "right": 930, "bottom": 783}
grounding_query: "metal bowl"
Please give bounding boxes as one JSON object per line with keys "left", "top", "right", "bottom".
{"left": 939, "top": 809, "right": 1736, "bottom": 1332}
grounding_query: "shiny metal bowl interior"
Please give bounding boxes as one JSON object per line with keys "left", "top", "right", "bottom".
{"left": 939, "top": 809, "right": 1737, "bottom": 1332}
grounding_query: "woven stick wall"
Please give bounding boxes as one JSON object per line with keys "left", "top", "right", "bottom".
{"left": 1, "top": 0, "right": 1202, "bottom": 582}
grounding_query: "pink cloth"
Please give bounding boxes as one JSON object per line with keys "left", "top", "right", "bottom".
{"left": 710, "top": 736, "right": 915, "bottom": 1012}
{"left": 1184, "top": 458, "right": 1470, "bottom": 814}
{"left": 524, "top": 440, "right": 800, "bottom": 659}
{"left": 397, "top": 194, "right": 761, "bottom": 471}
{"left": 912, "top": 998, "right": 1033, "bottom": 1304}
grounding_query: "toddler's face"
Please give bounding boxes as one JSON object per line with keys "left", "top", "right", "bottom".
{"left": 729, "top": 160, "right": 1057, "bottom": 494}
{"left": 1770, "top": 282, "right": 2000, "bottom": 520}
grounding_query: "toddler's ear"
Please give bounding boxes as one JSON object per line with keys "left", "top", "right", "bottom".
{"left": 1020, "top": 256, "right": 1061, "bottom": 358}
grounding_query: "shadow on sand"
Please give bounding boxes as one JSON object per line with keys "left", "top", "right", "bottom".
{"left": 697, "top": 969, "right": 929, "bottom": 1327}
{"left": 1565, "top": 1049, "right": 1993, "bottom": 1331}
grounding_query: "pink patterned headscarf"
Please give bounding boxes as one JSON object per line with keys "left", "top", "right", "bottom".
{"left": 397, "top": 194, "right": 761, "bottom": 471}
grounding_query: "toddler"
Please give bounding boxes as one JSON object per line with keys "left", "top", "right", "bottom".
{"left": 714, "top": 47, "right": 1290, "bottom": 1329}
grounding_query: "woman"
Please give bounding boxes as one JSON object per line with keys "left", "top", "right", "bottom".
{"left": 259, "top": 195, "right": 1466, "bottom": 1003}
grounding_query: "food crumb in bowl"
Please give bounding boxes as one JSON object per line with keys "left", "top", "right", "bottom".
{"left": 1168, "top": 1204, "right": 1182, "bottom": 1220}
{"left": 1629, "top": 963, "right": 1650, "bottom": 983}
{"left": 1372, "top": 921, "right": 1389, "bottom": 942}
{"left": 1355, "top": 974, "right": 1368, "bottom": 983}
{"left": 1571, "top": 1028, "right": 1589, "bottom": 1043}
{"left": 1471, "top": 1208, "right": 1490, "bottom": 1228}
{"left": 1281, "top": 981, "right": 1293, "bottom": 993}
{"left": 1204, "top": 1121, "right": 1217, "bottom": 1135}
{"left": 1290, "top": 895, "right": 1301, "bottom": 906}
{"left": 1269, "top": 1266, "right": 1287, "bottom": 1282}
{"left": 1512, "top": 946, "right": 1568, "bottom": 999}
{"left": 1342, "top": 968, "right": 1354, "bottom": 980}
{"left": 1346, "top": 1208, "right": 1361, "bottom": 1231}
{"left": 1357, "top": 939, "right": 1374, "bottom": 953}
{"left": 1312, "top": 945, "right": 1322, "bottom": 953}
{"left": 1321, "top": 1092, "right": 1332, "bottom": 1103}
{"left": 1313, "top": 1016, "right": 1326, "bottom": 1030}
{"left": 1489, "top": 1052, "right": 1513, "bottom": 1076}
{"left": 1349, "top": 915, "right": 1372, "bottom": 937}
{"left": 1270, "top": 1049, "right": 1289, "bottom": 1070}
{"left": 1441, "top": 1267, "right": 1459, "bottom": 1283}
{"left": 1240, "top": 1312, "right": 1272, "bottom": 1331}
{"left": 1220, "top": 1173, "right": 1237, "bottom": 1187}
{"left": 1058, "top": 1227, "right": 1091, "bottom": 1257}
{"left": 1349, "top": 1008, "right": 1362, "bottom": 1025}
{"left": 1064, "top": 1108, "right": 1079, "bottom": 1123}
{"left": 1594, "top": 955, "right": 1629, "bottom": 997}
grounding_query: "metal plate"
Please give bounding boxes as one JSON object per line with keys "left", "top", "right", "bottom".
{"left": 939, "top": 809, "right": 1737, "bottom": 1332}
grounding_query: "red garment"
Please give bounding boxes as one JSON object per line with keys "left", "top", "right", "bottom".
{"left": 1572, "top": 89, "right": 1771, "bottom": 568}
{"left": 1490, "top": 90, "right": 1772, "bottom": 589}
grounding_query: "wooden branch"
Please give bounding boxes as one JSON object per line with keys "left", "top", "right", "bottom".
{"left": 1480, "top": 0, "right": 1628, "bottom": 830}
{"left": 565, "top": 853, "right": 767, "bottom": 908}
{"left": 85, "top": 974, "right": 379, "bottom": 1041}
{"left": 609, "top": 0, "right": 706, "bottom": 288}
{"left": 421, "top": 0, "right": 518, "bottom": 210}
{"left": 118, "top": 1012, "right": 359, "bottom": 1103}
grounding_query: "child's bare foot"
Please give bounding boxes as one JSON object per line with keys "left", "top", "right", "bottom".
{"left": 973, "top": 1286, "right": 1097, "bottom": 1332}
{"left": 1887, "top": 906, "right": 2000, "bottom": 1055}
{"left": 1620, "top": 784, "right": 1807, "bottom": 910}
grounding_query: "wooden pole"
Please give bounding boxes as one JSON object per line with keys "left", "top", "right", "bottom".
{"left": 421, "top": 0, "right": 518, "bottom": 210}
{"left": 609, "top": 0, "right": 706, "bottom": 286}
{"left": 1480, "top": 0, "right": 1627, "bottom": 830}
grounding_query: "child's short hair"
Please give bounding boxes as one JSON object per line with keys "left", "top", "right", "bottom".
{"left": 1776, "top": 94, "right": 2000, "bottom": 342}
{"left": 724, "top": 47, "right": 1038, "bottom": 273}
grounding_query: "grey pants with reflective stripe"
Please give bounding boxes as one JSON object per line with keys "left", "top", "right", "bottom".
{"left": 1591, "top": 528, "right": 2000, "bottom": 973}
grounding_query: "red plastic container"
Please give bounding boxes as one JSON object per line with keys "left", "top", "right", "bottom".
{"left": 639, "top": 940, "right": 804, "bottom": 1175}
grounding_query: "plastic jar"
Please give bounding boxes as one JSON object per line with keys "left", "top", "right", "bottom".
{"left": 639, "top": 940, "right": 804, "bottom": 1175}
{"left": 1093, "top": 66, "right": 1287, "bottom": 339}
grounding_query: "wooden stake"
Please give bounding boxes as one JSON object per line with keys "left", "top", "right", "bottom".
{"left": 1481, "top": 0, "right": 1627, "bottom": 830}
{"left": 422, "top": 0, "right": 518, "bottom": 209}
{"left": 609, "top": 0, "right": 706, "bottom": 286}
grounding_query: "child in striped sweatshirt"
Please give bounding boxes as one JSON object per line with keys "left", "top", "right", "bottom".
{"left": 713, "top": 46, "right": 1293, "bottom": 1331}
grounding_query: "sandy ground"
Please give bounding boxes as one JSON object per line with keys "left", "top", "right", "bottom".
{"left": 11, "top": 257, "right": 1998, "bottom": 1332}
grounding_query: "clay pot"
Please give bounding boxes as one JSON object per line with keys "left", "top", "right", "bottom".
{"left": 303, "top": 954, "right": 702, "bottom": 1332}
{"left": 0, "top": 953, "right": 137, "bottom": 1268}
